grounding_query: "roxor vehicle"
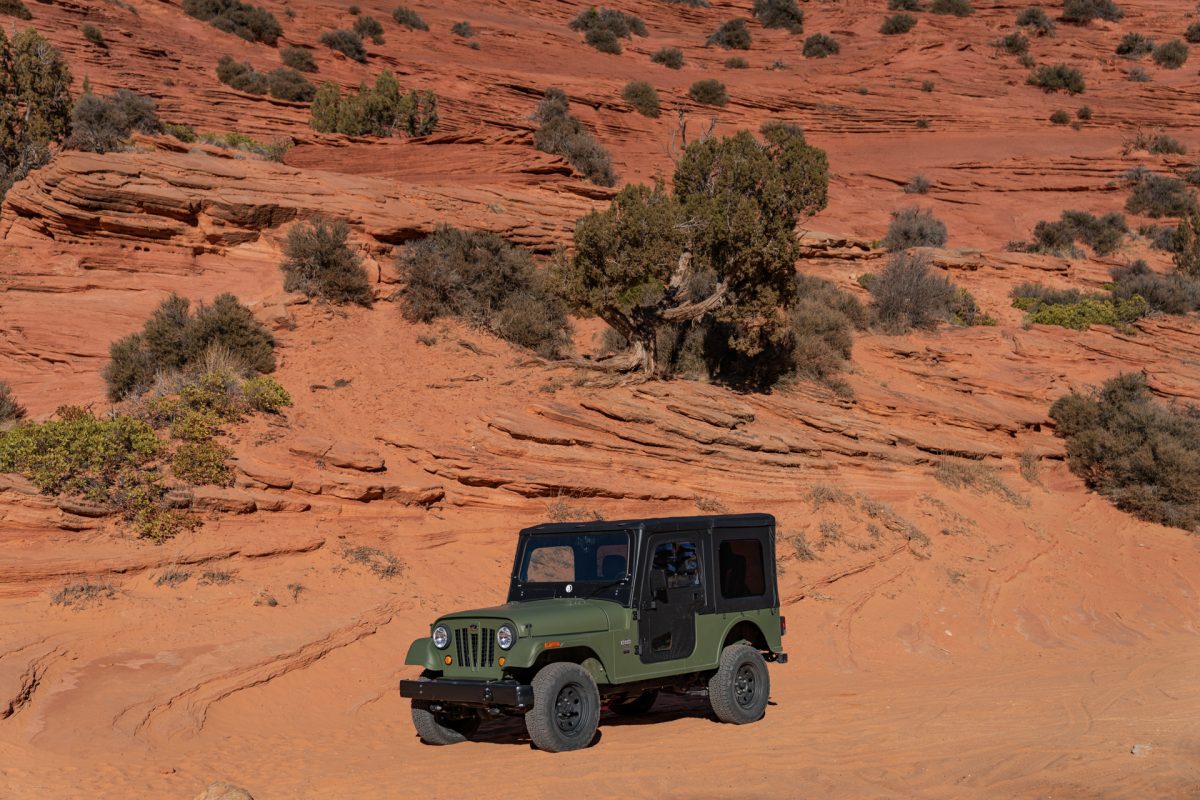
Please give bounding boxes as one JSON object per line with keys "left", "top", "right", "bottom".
{"left": 400, "top": 513, "right": 786, "bottom": 752}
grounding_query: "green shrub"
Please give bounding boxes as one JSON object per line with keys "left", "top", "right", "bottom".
{"left": 400, "top": 225, "right": 571, "bottom": 357}
{"left": 163, "top": 122, "right": 196, "bottom": 142}
{"left": 65, "top": 89, "right": 160, "bottom": 153}
{"left": 82, "top": 24, "right": 107, "bottom": 48}
{"left": 216, "top": 56, "right": 267, "bottom": 94}
{"left": 0, "top": 0, "right": 31, "bottom": 19}
{"left": 1152, "top": 40, "right": 1188, "bottom": 69}
{"left": 353, "top": 14, "right": 385, "bottom": 43}
{"left": 0, "top": 381, "right": 25, "bottom": 424}
{"left": 996, "top": 32, "right": 1029, "bottom": 55}
{"left": 904, "top": 174, "right": 931, "bottom": 194}
{"left": 890, "top": 0, "right": 923, "bottom": 9}
{"left": 1028, "top": 64, "right": 1085, "bottom": 94}
{"left": 309, "top": 72, "right": 437, "bottom": 137}
{"left": 348, "top": 4, "right": 359, "bottom": 14}
{"left": 1061, "top": 0, "right": 1123, "bottom": 24}
{"left": 652, "top": 46, "right": 684, "bottom": 68}
{"left": 883, "top": 207, "right": 947, "bottom": 250}
{"left": 199, "top": 131, "right": 290, "bottom": 161}
{"left": 1125, "top": 172, "right": 1196, "bottom": 218}
{"left": 882, "top": 14, "right": 917, "bottom": 35}
{"left": 921, "top": 80, "right": 934, "bottom": 92}
{"left": 688, "top": 79, "right": 728, "bottom": 106}
{"left": 266, "top": 68, "right": 315, "bottom": 102}
{"left": 1116, "top": 32, "right": 1153, "bottom": 58}
{"left": 1110, "top": 260, "right": 1200, "bottom": 314}
{"left": 172, "top": 441, "right": 233, "bottom": 486}
{"left": 1124, "top": 130, "right": 1185, "bottom": 155}
{"left": 1175, "top": 209, "right": 1200, "bottom": 276}
{"left": 281, "top": 217, "right": 372, "bottom": 306}
{"left": 532, "top": 88, "right": 616, "bottom": 186}
{"left": 622, "top": 81, "right": 660, "bottom": 117}
{"left": 1017, "top": 7, "right": 1054, "bottom": 35}
{"left": 182, "top": 0, "right": 281, "bottom": 44}
{"left": 320, "top": 29, "right": 366, "bottom": 62}
{"left": 867, "top": 251, "right": 959, "bottom": 333}
{"left": 570, "top": 7, "right": 646, "bottom": 53}
{"left": 1077, "top": 106, "right": 1092, "bottom": 120}
{"left": 0, "top": 29, "right": 72, "bottom": 202}
{"left": 1050, "top": 373, "right": 1200, "bottom": 532}
{"left": 753, "top": 0, "right": 803, "bottom": 33}
{"left": 803, "top": 33, "right": 839, "bottom": 58}
{"left": 391, "top": 6, "right": 428, "bottom": 30}
{"left": 1011, "top": 210, "right": 1126, "bottom": 256}
{"left": 104, "top": 293, "right": 276, "bottom": 401}
{"left": 1139, "top": 224, "right": 1176, "bottom": 251}
{"left": 451, "top": 21, "right": 474, "bottom": 37}
{"left": 281, "top": 45, "right": 317, "bottom": 72}
{"left": 724, "top": 56, "right": 749, "bottom": 68}
{"left": 930, "top": 0, "right": 973, "bottom": 16}
{"left": 1050, "top": 109, "right": 1070, "bottom": 125}
{"left": 1011, "top": 284, "right": 1147, "bottom": 328}
{"left": 708, "top": 19, "right": 750, "bottom": 50}
{"left": 1186, "top": 22, "right": 1200, "bottom": 45}
{"left": 242, "top": 376, "right": 292, "bottom": 412}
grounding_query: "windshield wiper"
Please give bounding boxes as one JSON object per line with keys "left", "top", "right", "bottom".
{"left": 586, "top": 577, "right": 629, "bottom": 598}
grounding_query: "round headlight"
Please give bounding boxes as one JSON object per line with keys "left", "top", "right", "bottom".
{"left": 432, "top": 624, "right": 450, "bottom": 649}
{"left": 496, "top": 624, "right": 515, "bottom": 650}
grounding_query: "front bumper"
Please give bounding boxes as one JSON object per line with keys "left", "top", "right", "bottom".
{"left": 400, "top": 678, "right": 534, "bottom": 709}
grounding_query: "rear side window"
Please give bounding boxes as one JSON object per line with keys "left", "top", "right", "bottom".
{"left": 718, "top": 539, "right": 765, "bottom": 599}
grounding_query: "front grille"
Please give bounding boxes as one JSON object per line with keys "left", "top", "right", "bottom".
{"left": 452, "top": 626, "right": 495, "bottom": 671}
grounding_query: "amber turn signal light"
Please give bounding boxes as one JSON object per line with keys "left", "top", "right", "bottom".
{"left": 543, "top": 641, "right": 562, "bottom": 649}
{"left": 498, "top": 657, "right": 506, "bottom": 667}
{"left": 444, "top": 655, "right": 452, "bottom": 665}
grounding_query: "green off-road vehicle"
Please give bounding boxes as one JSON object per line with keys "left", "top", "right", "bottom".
{"left": 400, "top": 513, "right": 786, "bottom": 751}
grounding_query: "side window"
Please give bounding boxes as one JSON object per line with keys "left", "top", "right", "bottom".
{"left": 649, "top": 540, "right": 700, "bottom": 588}
{"left": 718, "top": 539, "right": 765, "bottom": 599}
{"left": 525, "top": 546, "right": 574, "bottom": 582}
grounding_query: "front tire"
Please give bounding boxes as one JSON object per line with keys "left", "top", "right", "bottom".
{"left": 708, "top": 644, "right": 770, "bottom": 724}
{"left": 410, "top": 677, "right": 481, "bottom": 745}
{"left": 525, "top": 662, "right": 601, "bottom": 752}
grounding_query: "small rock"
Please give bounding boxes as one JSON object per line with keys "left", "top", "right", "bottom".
{"left": 194, "top": 781, "right": 254, "bottom": 800}
{"left": 56, "top": 497, "right": 116, "bottom": 518}
{"left": 324, "top": 441, "right": 385, "bottom": 472}
{"left": 237, "top": 458, "right": 294, "bottom": 490}
{"left": 1131, "top": 743, "right": 1152, "bottom": 757}
{"left": 191, "top": 487, "right": 257, "bottom": 514}
{"left": 248, "top": 492, "right": 310, "bottom": 513}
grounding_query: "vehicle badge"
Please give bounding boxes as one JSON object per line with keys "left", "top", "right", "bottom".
{"left": 469, "top": 624, "right": 478, "bottom": 632}
{"left": 565, "top": 583, "right": 573, "bottom": 593}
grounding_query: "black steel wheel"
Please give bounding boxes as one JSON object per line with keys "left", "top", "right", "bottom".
{"left": 525, "top": 662, "right": 601, "bottom": 752}
{"left": 708, "top": 644, "right": 770, "bottom": 724}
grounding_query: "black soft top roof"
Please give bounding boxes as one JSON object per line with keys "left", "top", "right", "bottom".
{"left": 521, "top": 513, "right": 775, "bottom": 537}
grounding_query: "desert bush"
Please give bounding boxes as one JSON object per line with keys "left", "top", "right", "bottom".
{"left": 399, "top": 225, "right": 571, "bottom": 357}
{"left": 1152, "top": 40, "right": 1188, "bottom": 69}
{"left": 391, "top": 6, "right": 428, "bottom": 30}
{"left": 104, "top": 293, "right": 276, "bottom": 401}
{"left": 198, "top": 131, "right": 290, "bottom": 161}
{"left": 867, "top": 251, "right": 960, "bottom": 332}
{"left": 1011, "top": 210, "right": 1126, "bottom": 256}
{"left": 1077, "top": 106, "right": 1092, "bottom": 120}
{"left": 753, "top": 0, "right": 803, "bottom": 33}
{"left": 688, "top": 79, "right": 728, "bottom": 106}
{"left": 1050, "top": 373, "right": 1200, "bottom": 532}
{"left": 803, "top": 33, "right": 839, "bottom": 58}
{"left": 0, "top": 382, "right": 25, "bottom": 425}
{"left": 1139, "top": 224, "right": 1176, "bottom": 251}
{"left": 1175, "top": 209, "right": 1200, "bottom": 276}
{"left": 66, "top": 89, "right": 160, "bottom": 153}
{"left": 883, "top": 207, "right": 948, "bottom": 250}
{"left": 1110, "top": 260, "right": 1200, "bottom": 314}
{"left": 996, "top": 32, "right": 1029, "bottom": 55}
{"left": 532, "top": 88, "right": 616, "bottom": 186}
{"left": 1125, "top": 172, "right": 1196, "bottom": 219}
{"left": 281, "top": 45, "right": 317, "bottom": 72}
{"left": 622, "top": 81, "right": 660, "bottom": 117}
{"left": 182, "top": 0, "right": 281, "bottom": 44}
{"left": 451, "top": 21, "right": 474, "bottom": 37}
{"left": 1186, "top": 22, "right": 1200, "bottom": 44}
{"left": 1061, "top": 0, "right": 1123, "bottom": 24}
{"left": 0, "top": 0, "right": 31, "bottom": 19}
{"left": 82, "top": 23, "right": 107, "bottom": 48}
{"left": 1127, "top": 66, "right": 1150, "bottom": 82}
{"left": 163, "top": 122, "right": 196, "bottom": 142}
{"left": 904, "top": 174, "right": 932, "bottom": 194}
{"left": 1116, "top": 32, "right": 1153, "bottom": 58}
{"left": 281, "top": 217, "right": 372, "bottom": 306}
{"left": 310, "top": 72, "right": 438, "bottom": 137}
{"left": 0, "top": 28, "right": 70, "bottom": 196}
{"left": 930, "top": 0, "right": 973, "bottom": 16}
{"left": 1123, "top": 130, "right": 1185, "bottom": 155}
{"left": 216, "top": 55, "right": 267, "bottom": 94}
{"left": 708, "top": 19, "right": 750, "bottom": 50}
{"left": 934, "top": 459, "right": 1027, "bottom": 505}
{"left": 353, "top": 14, "right": 385, "bottom": 43}
{"left": 889, "top": 0, "right": 923, "bottom": 9}
{"left": 1011, "top": 284, "right": 1147, "bottom": 328}
{"left": 172, "top": 441, "right": 233, "bottom": 486}
{"left": 725, "top": 57, "right": 749, "bottom": 68}
{"left": 1017, "top": 7, "right": 1055, "bottom": 35}
{"left": 881, "top": 13, "right": 917, "bottom": 34}
{"left": 571, "top": 7, "right": 646, "bottom": 53}
{"left": 652, "top": 46, "right": 684, "bottom": 68}
{"left": 921, "top": 80, "right": 935, "bottom": 92}
{"left": 320, "top": 29, "right": 367, "bottom": 62}
{"left": 241, "top": 375, "right": 291, "bottom": 412}
{"left": 1050, "top": 109, "right": 1070, "bottom": 125}
{"left": 266, "top": 67, "right": 315, "bottom": 102}
{"left": 1028, "top": 64, "right": 1085, "bottom": 94}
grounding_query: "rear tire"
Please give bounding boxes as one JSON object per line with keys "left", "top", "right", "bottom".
{"left": 410, "top": 677, "right": 481, "bottom": 745}
{"left": 708, "top": 644, "right": 769, "bottom": 724}
{"left": 525, "top": 662, "right": 600, "bottom": 752}
{"left": 610, "top": 690, "right": 658, "bottom": 716}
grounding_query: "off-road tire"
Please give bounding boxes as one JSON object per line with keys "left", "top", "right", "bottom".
{"left": 410, "top": 677, "right": 481, "bottom": 745}
{"left": 610, "top": 690, "right": 658, "bottom": 716}
{"left": 525, "top": 662, "right": 601, "bottom": 752}
{"left": 708, "top": 644, "right": 770, "bottom": 724}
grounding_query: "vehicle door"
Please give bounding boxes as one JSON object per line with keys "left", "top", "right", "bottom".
{"left": 636, "top": 533, "right": 704, "bottom": 663}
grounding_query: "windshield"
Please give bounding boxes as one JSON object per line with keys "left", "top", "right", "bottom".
{"left": 508, "top": 531, "right": 632, "bottom": 604}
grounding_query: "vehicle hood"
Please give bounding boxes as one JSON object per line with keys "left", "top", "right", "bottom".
{"left": 438, "top": 598, "right": 615, "bottom": 637}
